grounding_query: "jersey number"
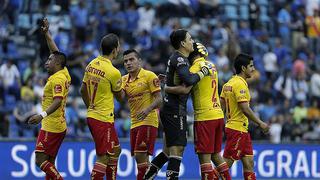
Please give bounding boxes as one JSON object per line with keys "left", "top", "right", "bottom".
{"left": 87, "top": 80, "right": 99, "bottom": 108}
{"left": 211, "top": 79, "right": 217, "bottom": 103}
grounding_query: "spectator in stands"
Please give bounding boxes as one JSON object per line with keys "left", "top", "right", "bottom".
{"left": 13, "top": 89, "right": 37, "bottom": 137}
{"left": 125, "top": 2, "right": 139, "bottom": 42}
{"left": 292, "top": 73, "right": 309, "bottom": 102}
{"left": 310, "top": 67, "right": 320, "bottom": 105}
{"left": 211, "top": 21, "right": 228, "bottom": 50}
{"left": 0, "top": 59, "right": 21, "bottom": 103}
{"left": 305, "top": 9, "right": 320, "bottom": 53}
{"left": 307, "top": 99, "right": 320, "bottom": 121}
{"left": 106, "top": 3, "right": 127, "bottom": 36}
{"left": 70, "top": 1, "right": 88, "bottom": 43}
{"left": 20, "top": 77, "right": 35, "bottom": 102}
{"left": 277, "top": 3, "right": 292, "bottom": 46}
{"left": 263, "top": 47, "right": 278, "bottom": 80}
{"left": 0, "top": 111, "right": 9, "bottom": 137}
{"left": 137, "top": 2, "right": 155, "bottom": 33}
{"left": 293, "top": 101, "right": 308, "bottom": 124}
{"left": 66, "top": 99, "right": 80, "bottom": 137}
{"left": 269, "top": 116, "right": 282, "bottom": 144}
{"left": 274, "top": 69, "right": 293, "bottom": 103}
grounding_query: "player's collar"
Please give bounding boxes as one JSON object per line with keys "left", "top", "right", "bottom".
{"left": 128, "top": 68, "right": 143, "bottom": 82}
{"left": 235, "top": 75, "right": 248, "bottom": 87}
{"left": 98, "top": 55, "right": 111, "bottom": 63}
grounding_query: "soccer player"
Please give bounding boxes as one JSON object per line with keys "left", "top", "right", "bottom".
{"left": 120, "top": 49, "right": 162, "bottom": 180}
{"left": 28, "top": 18, "right": 71, "bottom": 180}
{"left": 80, "top": 34, "right": 122, "bottom": 180}
{"left": 165, "top": 42, "right": 231, "bottom": 180}
{"left": 220, "top": 53, "right": 269, "bottom": 180}
{"left": 144, "top": 29, "right": 211, "bottom": 180}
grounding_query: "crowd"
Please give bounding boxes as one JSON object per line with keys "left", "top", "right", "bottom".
{"left": 0, "top": 0, "right": 320, "bottom": 143}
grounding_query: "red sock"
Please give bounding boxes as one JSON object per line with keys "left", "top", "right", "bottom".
{"left": 244, "top": 171, "right": 256, "bottom": 180}
{"left": 45, "top": 175, "right": 51, "bottom": 180}
{"left": 40, "top": 160, "right": 63, "bottom": 180}
{"left": 217, "top": 162, "right": 231, "bottom": 180}
{"left": 212, "top": 168, "right": 220, "bottom": 180}
{"left": 200, "top": 163, "right": 214, "bottom": 180}
{"left": 137, "top": 162, "right": 148, "bottom": 180}
{"left": 91, "top": 162, "right": 107, "bottom": 180}
{"left": 106, "top": 157, "right": 118, "bottom": 180}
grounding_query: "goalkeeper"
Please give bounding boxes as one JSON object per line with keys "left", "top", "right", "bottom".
{"left": 144, "top": 29, "right": 212, "bottom": 180}
{"left": 165, "top": 42, "right": 232, "bottom": 180}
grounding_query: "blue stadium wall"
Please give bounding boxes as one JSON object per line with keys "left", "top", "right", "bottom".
{"left": 1, "top": 141, "right": 320, "bottom": 179}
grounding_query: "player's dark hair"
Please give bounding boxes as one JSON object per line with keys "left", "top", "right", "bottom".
{"left": 170, "top": 29, "right": 188, "bottom": 50}
{"left": 100, "top": 33, "right": 119, "bottom": 55}
{"left": 52, "top": 51, "right": 67, "bottom": 67}
{"left": 123, "top": 49, "right": 141, "bottom": 59}
{"left": 234, "top": 53, "right": 253, "bottom": 74}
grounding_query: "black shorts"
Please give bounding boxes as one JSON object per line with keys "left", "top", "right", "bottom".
{"left": 160, "top": 112, "right": 187, "bottom": 147}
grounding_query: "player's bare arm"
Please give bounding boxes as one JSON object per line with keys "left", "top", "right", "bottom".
{"left": 28, "top": 98, "right": 63, "bottom": 125}
{"left": 41, "top": 18, "right": 59, "bottom": 53}
{"left": 113, "top": 89, "right": 126, "bottom": 104}
{"left": 164, "top": 85, "right": 192, "bottom": 95}
{"left": 220, "top": 97, "right": 226, "bottom": 113}
{"left": 80, "top": 82, "right": 90, "bottom": 108}
{"left": 239, "top": 102, "right": 270, "bottom": 134}
{"left": 137, "top": 91, "right": 162, "bottom": 120}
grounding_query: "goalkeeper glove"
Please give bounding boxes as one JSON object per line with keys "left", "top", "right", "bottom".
{"left": 196, "top": 42, "right": 209, "bottom": 57}
{"left": 197, "top": 61, "right": 212, "bottom": 79}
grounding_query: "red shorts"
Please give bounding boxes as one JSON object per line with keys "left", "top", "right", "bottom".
{"left": 35, "top": 129, "right": 66, "bottom": 157}
{"left": 194, "top": 119, "right": 224, "bottom": 153}
{"left": 130, "top": 125, "right": 157, "bottom": 156}
{"left": 87, "top": 118, "right": 120, "bottom": 156}
{"left": 223, "top": 128, "right": 253, "bottom": 160}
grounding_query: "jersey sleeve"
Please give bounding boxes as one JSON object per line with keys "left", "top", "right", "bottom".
{"left": 110, "top": 70, "right": 122, "bottom": 92}
{"left": 234, "top": 83, "right": 249, "bottom": 103}
{"left": 220, "top": 85, "right": 226, "bottom": 99}
{"left": 121, "top": 76, "right": 126, "bottom": 90}
{"left": 175, "top": 57, "right": 201, "bottom": 86}
{"left": 51, "top": 77, "right": 66, "bottom": 99}
{"left": 147, "top": 72, "right": 161, "bottom": 93}
{"left": 82, "top": 67, "right": 88, "bottom": 84}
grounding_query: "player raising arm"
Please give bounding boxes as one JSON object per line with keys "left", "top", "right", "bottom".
{"left": 28, "top": 18, "right": 71, "bottom": 180}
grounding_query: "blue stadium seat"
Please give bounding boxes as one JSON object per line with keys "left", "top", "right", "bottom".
{"left": 239, "top": 5, "right": 249, "bottom": 20}
{"left": 220, "top": 0, "right": 238, "bottom": 5}
{"left": 224, "top": 5, "right": 238, "bottom": 20}
{"left": 240, "top": 0, "right": 249, "bottom": 4}
{"left": 259, "top": 6, "right": 270, "bottom": 22}
{"left": 256, "top": 0, "right": 268, "bottom": 6}
{"left": 17, "top": 14, "right": 31, "bottom": 29}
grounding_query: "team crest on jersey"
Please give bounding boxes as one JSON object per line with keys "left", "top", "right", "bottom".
{"left": 153, "top": 78, "right": 160, "bottom": 87}
{"left": 54, "top": 85, "right": 62, "bottom": 93}
{"left": 240, "top": 89, "right": 246, "bottom": 94}
{"left": 177, "top": 57, "right": 187, "bottom": 66}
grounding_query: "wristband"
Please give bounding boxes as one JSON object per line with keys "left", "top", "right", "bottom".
{"left": 40, "top": 111, "right": 47, "bottom": 118}
{"left": 197, "top": 71, "right": 205, "bottom": 79}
